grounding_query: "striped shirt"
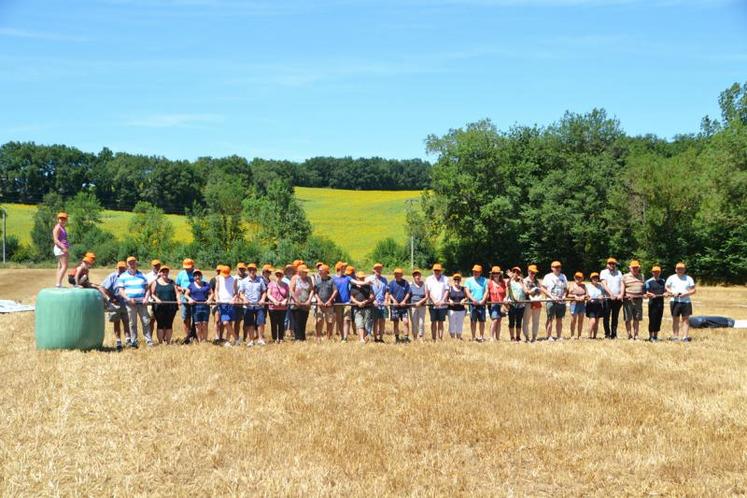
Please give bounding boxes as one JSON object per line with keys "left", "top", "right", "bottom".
{"left": 116, "top": 270, "right": 149, "bottom": 302}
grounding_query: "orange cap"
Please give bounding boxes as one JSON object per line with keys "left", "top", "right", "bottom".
{"left": 220, "top": 266, "right": 231, "bottom": 276}
{"left": 551, "top": 261, "right": 562, "bottom": 268}
{"left": 316, "top": 261, "right": 324, "bottom": 268}
{"left": 160, "top": 265, "right": 170, "bottom": 272}
{"left": 432, "top": 263, "right": 443, "bottom": 271}
{"left": 675, "top": 262, "right": 686, "bottom": 269}
{"left": 83, "top": 256, "right": 94, "bottom": 264}
{"left": 472, "top": 265, "right": 483, "bottom": 272}
{"left": 262, "top": 264, "right": 273, "bottom": 272}
{"left": 116, "top": 261, "right": 126, "bottom": 269}
{"left": 292, "top": 259, "right": 304, "bottom": 267}
{"left": 452, "top": 273, "right": 462, "bottom": 280}
{"left": 274, "top": 268, "right": 284, "bottom": 275}
{"left": 335, "top": 261, "right": 345, "bottom": 271}
{"left": 237, "top": 262, "right": 247, "bottom": 270}
{"left": 57, "top": 212, "right": 68, "bottom": 219}
{"left": 85, "top": 252, "right": 96, "bottom": 260}
{"left": 527, "top": 264, "right": 539, "bottom": 273}
{"left": 319, "top": 264, "right": 330, "bottom": 272}
{"left": 373, "top": 263, "right": 383, "bottom": 270}
{"left": 344, "top": 266, "right": 355, "bottom": 276}
{"left": 652, "top": 265, "right": 661, "bottom": 272}
{"left": 590, "top": 272, "right": 600, "bottom": 279}
{"left": 574, "top": 272, "right": 583, "bottom": 279}
{"left": 355, "top": 271, "right": 366, "bottom": 279}
{"left": 412, "top": 268, "right": 422, "bottom": 276}
{"left": 247, "top": 263, "right": 257, "bottom": 270}
{"left": 298, "top": 264, "right": 309, "bottom": 273}
{"left": 607, "top": 257, "right": 618, "bottom": 264}
{"left": 151, "top": 259, "right": 161, "bottom": 266}
{"left": 126, "top": 256, "right": 137, "bottom": 263}
{"left": 393, "top": 267, "right": 404, "bottom": 275}
{"left": 629, "top": 260, "right": 640, "bottom": 268}
{"left": 490, "top": 266, "right": 502, "bottom": 274}
{"left": 182, "top": 258, "right": 194, "bottom": 269}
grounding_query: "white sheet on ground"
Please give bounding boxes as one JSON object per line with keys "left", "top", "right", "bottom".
{"left": 0, "top": 300, "right": 35, "bottom": 313}
{"left": 733, "top": 320, "right": 747, "bottom": 329}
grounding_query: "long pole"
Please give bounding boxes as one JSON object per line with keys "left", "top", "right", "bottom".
{"left": 1, "top": 207, "right": 6, "bottom": 264}
{"left": 410, "top": 236, "right": 414, "bottom": 271}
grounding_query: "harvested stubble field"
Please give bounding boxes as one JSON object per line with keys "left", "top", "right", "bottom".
{"left": 1, "top": 269, "right": 746, "bottom": 496}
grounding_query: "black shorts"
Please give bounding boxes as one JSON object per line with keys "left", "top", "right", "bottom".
{"left": 670, "top": 301, "right": 693, "bottom": 318}
{"left": 585, "top": 301, "right": 603, "bottom": 318}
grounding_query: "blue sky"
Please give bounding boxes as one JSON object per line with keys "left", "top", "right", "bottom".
{"left": 0, "top": 0, "right": 745, "bottom": 161}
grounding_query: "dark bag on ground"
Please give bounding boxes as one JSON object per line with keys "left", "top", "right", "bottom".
{"left": 688, "top": 316, "right": 734, "bottom": 329}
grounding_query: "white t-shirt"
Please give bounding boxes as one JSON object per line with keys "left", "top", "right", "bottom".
{"left": 599, "top": 268, "right": 623, "bottom": 296}
{"left": 541, "top": 272, "right": 568, "bottom": 298}
{"left": 665, "top": 274, "right": 695, "bottom": 303}
{"left": 216, "top": 275, "right": 236, "bottom": 303}
{"left": 425, "top": 274, "right": 449, "bottom": 308}
{"left": 145, "top": 270, "right": 159, "bottom": 285}
{"left": 586, "top": 282, "right": 604, "bottom": 300}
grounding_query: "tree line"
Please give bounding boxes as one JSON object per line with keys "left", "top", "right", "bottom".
{"left": 0, "top": 147, "right": 431, "bottom": 213}
{"left": 406, "top": 82, "right": 747, "bottom": 283}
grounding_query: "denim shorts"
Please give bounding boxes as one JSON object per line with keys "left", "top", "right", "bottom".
{"left": 429, "top": 307, "right": 447, "bottom": 322}
{"left": 180, "top": 302, "right": 192, "bottom": 321}
{"left": 570, "top": 302, "right": 586, "bottom": 315}
{"left": 470, "top": 305, "right": 486, "bottom": 322}
{"left": 489, "top": 304, "right": 505, "bottom": 320}
{"left": 192, "top": 304, "right": 210, "bottom": 323}
{"left": 219, "top": 304, "right": 235, "bottom": 322}
{"left": 390, "top": 307, "right": 409, "bottom": 321}
{"left": 243, "top": 307, "right": 266, "bottom": 326}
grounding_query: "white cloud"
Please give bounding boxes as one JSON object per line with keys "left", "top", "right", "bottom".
{"left": 123, "top": 113, "right": 224, "bottom": 128}
{"left": 0, "top": 27, "right": 88, "bottom": 42}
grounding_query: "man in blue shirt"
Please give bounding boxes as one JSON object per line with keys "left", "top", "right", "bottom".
{"left": 116, "top": 256, "right": 152, "bottom": 347}
{"left": 368, "top": 263, "right": 389, "bottom": 343}
{"left": 238, "top": 263, "right": 268, "bottom": 346}
{"left": 175, "top": 258, "right": 196, "bottom": 342}
{"left": 387, "top": 268, "right": 411, "bottom": 343}
{"left": 332, "top": 262, "right": 353, "bottom": 342}
{"left": 102, "top": 260, "right": 130, "bottom": 350}
{"left": 464, "top": 265, "right": 488, "bottom": 342}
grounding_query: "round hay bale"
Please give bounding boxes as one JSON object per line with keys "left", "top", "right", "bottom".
{"left": 35, "top": 288, "right": 105, "bottom": 350}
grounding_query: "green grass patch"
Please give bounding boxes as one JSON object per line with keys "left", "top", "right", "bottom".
{"left": 2, "top": 187, "right": 421, "bottom": 260}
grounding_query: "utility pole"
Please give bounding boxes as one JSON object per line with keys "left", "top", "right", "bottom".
{"left": 0, "top": 207, "right": 7, "bottom": 264}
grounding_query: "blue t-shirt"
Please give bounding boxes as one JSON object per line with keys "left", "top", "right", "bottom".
{"left": 465, "top": 276, "right": 488, "bottom": 302}
{"left": 387, "top": 278, "right": 411, "bottom": 303}
{"left": 188, "top": 281, "right": 211, "bottom": 303}
{"left": 175, "top": 269, "right": 195, "bottom": 302}
{"left": 102, "top": 270, "right": 124, "bottom": 304}
{"left": 116, "top": 270, "right": 148, "bottom": 302}
{"left": 333, "top": 275, "right": 352, "bottom": 303}
{"left": 238, "top": 276, "right": 267, "bottom": 308}
{"left": 371, "top": 275, "right": 388, "bottom": 304}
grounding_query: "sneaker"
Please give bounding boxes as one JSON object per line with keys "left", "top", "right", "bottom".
{"left": 548, "top": 337, "right": 556, "bottom": 342}
{"left": 116, "top": 342, "right": 123, "bottom": 352}
{"left": 681, "top": 336, "right": 692, "bottom": 342}
{"left": 224, "top": 341, "right": 233, "bottom": 347}
{"left": 131, "top": 341, "right": 139, "bottom": 349}
{"left": 257, "top": 339, "right": 266, "bottom": 346}
{"left": 669, "top": 337, "right": 680, "bottom": 342}
{"left": 146, "top": 341, "right": 153, "bottom": 348}
{"left": 246, "top": 340, "right": 254, "bottom": 348}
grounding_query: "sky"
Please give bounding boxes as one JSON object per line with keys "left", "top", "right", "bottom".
{"left": 0, "top": 0, "right": 745, "bottom": 161}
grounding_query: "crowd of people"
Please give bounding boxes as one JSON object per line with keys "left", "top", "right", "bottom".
{"left": 53, "top": 212, "right": 697, "bottom": 350}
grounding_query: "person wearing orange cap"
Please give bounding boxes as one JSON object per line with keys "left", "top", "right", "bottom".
{"left": 101, "top": 261, "right": 131, "bottom": 350}
{"left": 644, "top": 265, "right": 666, "bottom": 341}
{"left": 409, "top": 269, "right": 428, "bottom": 340}
{"left": 333, "top": 262, "right": 354, "bottom": 341}
{"left": 447, "top": 273, "right": 468, "bottom": 340}
{"left": 267, "top": 268, "right": 290, "bottom": 342}
{"left": 149, "top": 266, "right": 179, "bottom": 344}
{"left": 68, "top": 255, "right": 95, "bottom": 288}
{"left": 314, "top": 264, "right": 338, "bottom": 341}
{"left": 522, "top": 265, "right": 542, "bottom": 342}
{"left": 541, "top": 261, "right": 568, "bottom": 341}
{"left": 506, "top": 267, "right": 530, "bottom": 342}
{"left": 144, "top": 260, "right": 162, "bottom": 337}
{"left": 238, "top": 263, "right": 267, "bottom": 346}
{"left": 368, "top": 263, "right": 389, "bottom": 343}
{"left": 584, "top": 273, "right": 605, "bottom": 339}
{"left": 568, "top": 272, "right": 588, "bottom": 340}
{"left": 215, "top": 265, "right": 239, "bottom": 346}
{"left": 387, "top": 268, "right": 412, "bottom": 343}
{"left": 52, "top": 212, "right": 69, "bottom": 287}
{"left": 665, "top": 262, "right": 696, "bottom": 342}
{"left": 290, "top": 265, "right": 314, "bottom": 341}
{"left": 184, "top": 269, "right": 213, "bottom": 342}
{"left": 209, "top": 265, "right": 224, "bottom": 341}
{"left": 234, "top": 263, "right": 249, "bottom": 342}
{"left": 425, "top": 264, "right": 449, "bottom": 341}
{"left": 622, "top": 261, "right": 645, "bottom": 340}
{"left": 175, "top": 258, "right": 197, "bottom": 343}
{"left": 487, "top": 266, "right": 507, "bottom": 342}
{"left": 600, "top": 257, "right": 623, "bottom": 339}
{"left": 464, "top": 265, "right": 489, "bottom": 342}
{"left": 283, "top": 264, "right": 298, "bottom": 338}
{"left": 350, "top": 271, "right": 375, "bottom": 342}
{"left": 259, "top": 264, "right": 273, "bottom": 341}
{"left": 116, "top": 257, "right": 153, "bottom": 347}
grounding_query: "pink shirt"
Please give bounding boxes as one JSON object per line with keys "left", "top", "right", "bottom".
{"left": 267, "top": 281, "right": 289, "bottom": 310}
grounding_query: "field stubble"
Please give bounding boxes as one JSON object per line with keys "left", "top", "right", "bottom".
{"left": 0, "top": 270, "right": 746, "bottom": 496}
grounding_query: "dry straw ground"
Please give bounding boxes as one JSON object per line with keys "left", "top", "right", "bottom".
{"left": 1, "top": 269, "right": 746, "bottom": 496}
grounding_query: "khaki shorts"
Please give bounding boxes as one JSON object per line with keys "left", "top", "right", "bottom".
{"left": 623, "top": 298, "right": 643, "bottom": 321}
{"left": 335, "top": 305, "right": 352, "bottom": 322}
{"left": 315, "top": 306, "right": 336, "bottom": 324}
{"left": 107, "top": 304, "right": 128, "bottom": 323}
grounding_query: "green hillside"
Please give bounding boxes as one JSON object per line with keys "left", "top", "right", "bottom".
{"left": 1, "top": 187, "right": 421, "bottom": 260}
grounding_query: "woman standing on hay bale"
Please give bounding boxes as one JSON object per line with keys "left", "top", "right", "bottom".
{"left": 52, "top": 212, "right": 69, "bottom": 288}
{"left": 149, "top": 266, "right": 178, "bottom": 344}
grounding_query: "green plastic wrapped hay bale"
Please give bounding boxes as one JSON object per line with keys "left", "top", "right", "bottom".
{"left": 35, "top": 288, "right": 105, "bottom": 350}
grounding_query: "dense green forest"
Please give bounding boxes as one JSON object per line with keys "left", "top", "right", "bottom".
{"left": 405, "top": 82, "right": 747, "bottom": 283}
{"left": 0, "top": 150, "right": 431, "bottom": 213}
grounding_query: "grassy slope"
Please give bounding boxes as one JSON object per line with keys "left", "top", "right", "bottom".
{"left": 1, "top": 187, "right": 420, "bottom": 260}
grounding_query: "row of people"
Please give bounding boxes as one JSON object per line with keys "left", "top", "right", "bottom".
{"left": 67, "top": 254, "right": 696, "bottom": 349}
